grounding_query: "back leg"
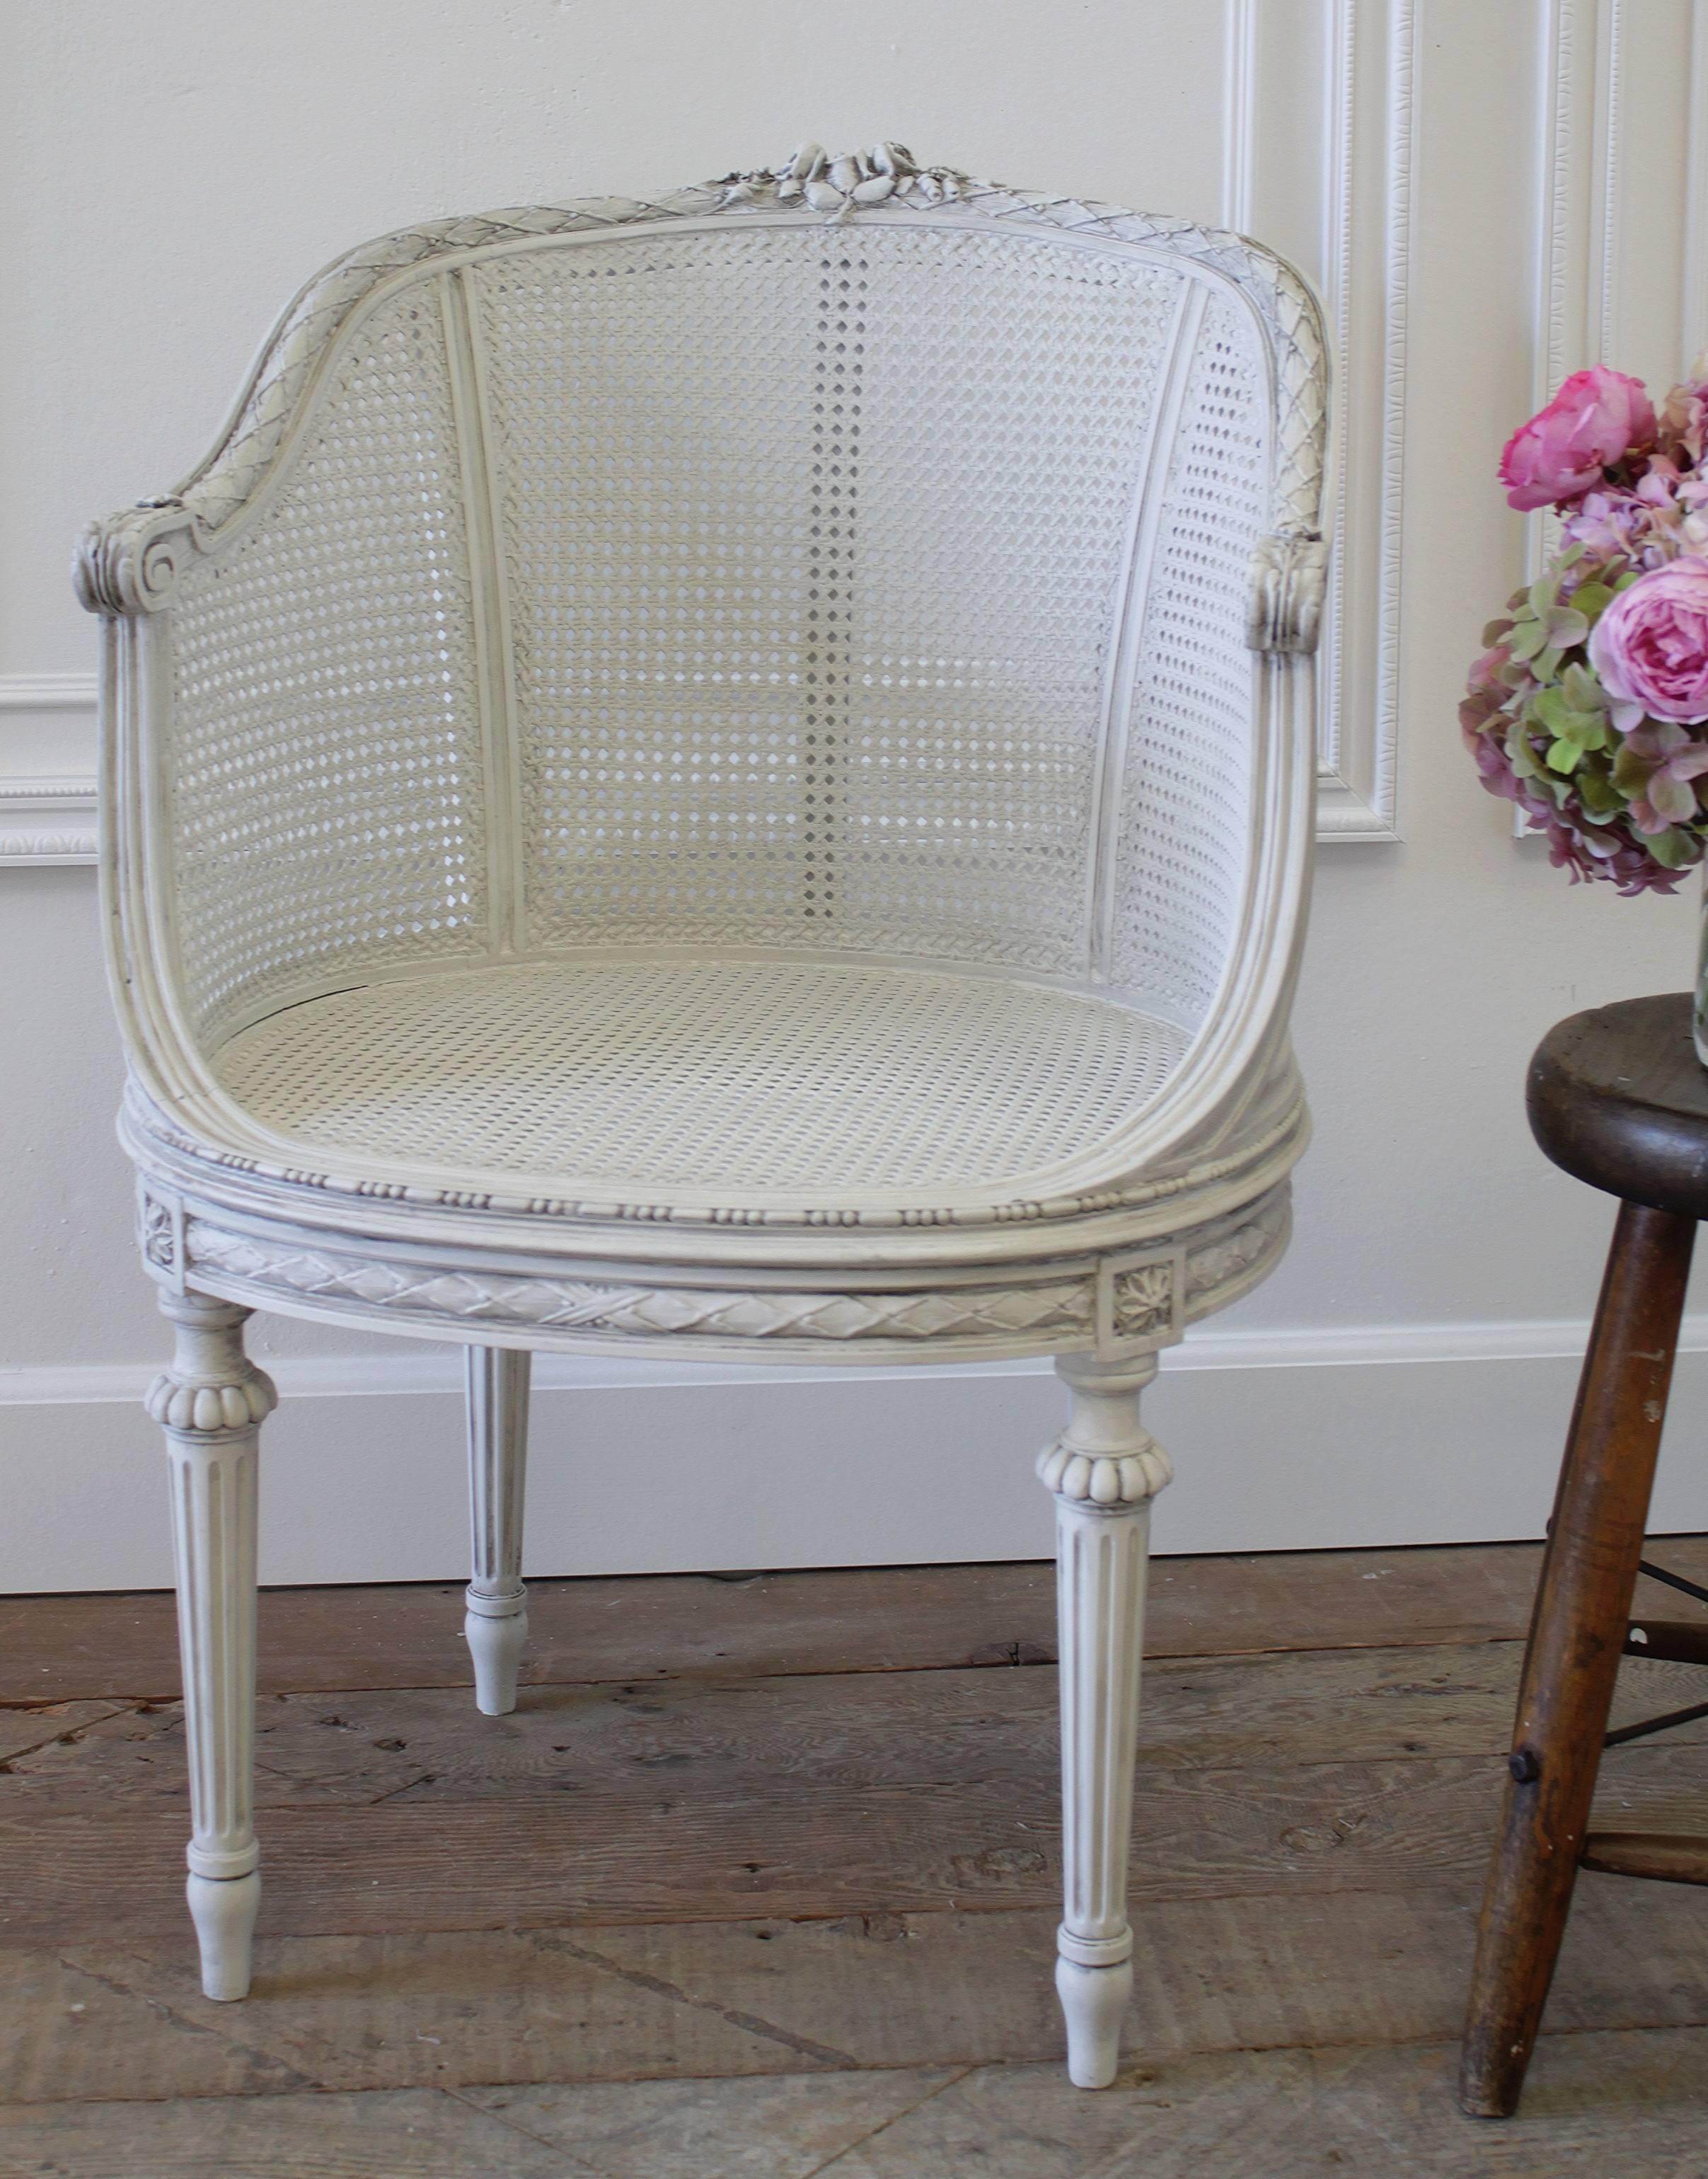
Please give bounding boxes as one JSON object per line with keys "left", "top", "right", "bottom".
{"left": 465, "top": 1346, "right": 531, "bottom": 1715}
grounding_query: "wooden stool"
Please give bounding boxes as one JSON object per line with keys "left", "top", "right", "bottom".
{"left": 1460, "top": 991, "right": 1708, "bottom": 2117}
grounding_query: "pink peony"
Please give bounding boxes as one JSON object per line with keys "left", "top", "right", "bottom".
{"left": 1589, "top": 556, "right": 1708, "bottom": 723}
{"left": 1499, "top": 367, "right": 1656, "bottom": 511}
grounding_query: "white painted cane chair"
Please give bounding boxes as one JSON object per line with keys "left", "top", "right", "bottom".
{"left": 76, "top": 144, "right": 1328, "bottom": 2088}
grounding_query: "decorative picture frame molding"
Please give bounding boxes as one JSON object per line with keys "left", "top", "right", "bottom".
{"left": 1530, "top": 0, "right": 1708, "bottom": 495}
{"left": 0, "top": 674, "right": 98, "bottom": 866}
{"left": 1226, "top": 0, "right": 1412, "bottom": 842}
{"left": 1507, "top": 0, "right": 1707, "bottom": 833}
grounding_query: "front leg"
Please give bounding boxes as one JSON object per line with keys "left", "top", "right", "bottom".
{"left": 147, "top": 1292, "right": 276, "bottom": 2001}
{"left": 465, "top": 1346, "right": 531, "bottom": 1715}
{"left": 1041, "top": 1354, "right": 1172, "bottom": 2088}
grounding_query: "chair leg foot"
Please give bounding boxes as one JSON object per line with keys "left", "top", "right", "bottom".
{"left": 1044, "top": 1352, "right": 1172, "bottom": 2091}
{"left": 1056, "top": 1955, "right": 1133, "bottom": 2089}
{"left": 187, "top": 1870, "right": 261, "bottom": 2001}
{"left": 465, "top": 1347, "right": 531, "bottom": 1716}
{"left": 465, "top": 1596, "right": 529, "bottom": 1717}
{"left": 1458, "top": 1199, "right": 1694, "bottom": 2118}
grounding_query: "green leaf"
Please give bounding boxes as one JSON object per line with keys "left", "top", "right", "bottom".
{"left": 1569, "top": 582, "right": 1615, "bottom": 621}
{"left": 1508, "top": 619, "right": 1549, "bottom": 662}
{"left": 1612, "top": 743, "right": 1653, "bottom": 793}
{"left": 1546, "top": 606, "right": 1590, "bottom": 648}
{"left": 1577, "top": 767, "right": 1622, "bottom": 817}
{"left": 1546, "top": 738, "right": 1581, "bottom": 773}
{"left": 1561, "top": 662, "right": 1608, "bottom": 710}
{"left": 1528, "top": 572, "right": 1559, "bottom": 616}
{"left": 1508, "top": 730, "right": 1546, "bottom": 781}
{"left": 1614, "top": 568, "right": 1644, "bottom": 590}
{"left": 1648, "top": 826, "right": 1696, "bottom": 868}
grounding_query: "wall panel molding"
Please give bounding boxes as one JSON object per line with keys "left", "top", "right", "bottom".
{"left": 0, "top": 673, "right": 99, "bottom": 713}
{"left": 1515, "top": 0, "right": 1705, "bottom": 846}
{"left": 1231, "top": 0, "right": 1411, "bottom": 841}
{"left": 0, "top": 674, "right": 98, "bottom": 867}
{"left": 1533, "top": 0, "right": 1706, "bottom": 409}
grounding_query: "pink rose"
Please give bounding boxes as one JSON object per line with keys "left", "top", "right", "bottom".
{"left": 1499, "top": 367, "right": 1656, "bottom": 511}
{"left": 1590, "top": 556, "right": 1708, "bottom": 724}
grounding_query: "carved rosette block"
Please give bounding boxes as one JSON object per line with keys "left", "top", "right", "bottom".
{"left": 1043, "top": 1353, "right": 1172, "bottom": 2088}
{"left": 464, "top": 1346, "right": 531, "bottom": 1716}
{"left": 150, "top": 1292, "right": 275, "bottom": 2001}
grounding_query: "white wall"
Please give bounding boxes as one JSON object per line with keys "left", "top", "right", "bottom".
{"left": 5, "top": 0, "right": 1708, "bottom": 1591}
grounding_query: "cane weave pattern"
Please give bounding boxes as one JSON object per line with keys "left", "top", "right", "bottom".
{"left": 212, "top": 956, "right": 1189, "bottom": 1195}
{"left": 81, "top": 161, "right": 1324, "bottom": 576}
{"left": 472, "top": 227, "right": 1185, "bottom": 967}
{"left": 82, "top": 152, "right": 1328, "bottom": 1241}
{"left": 169, "top": 286, "right": 485, "bottom": 1037}
{"left": 833, "top": 231, "right": 1182, "bottom": 970}
{"left": 1111, "top": 292, "right": 1267, "bottom": 1019}
{"left": 473, "top": 233, "right": 824, "bottom": 950}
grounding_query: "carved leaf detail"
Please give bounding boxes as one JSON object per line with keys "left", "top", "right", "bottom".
{"left": 183, "top": 1222, "right": 1095, "bottom": 1345}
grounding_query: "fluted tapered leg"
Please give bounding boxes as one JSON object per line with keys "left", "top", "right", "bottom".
{"left": 149, "top": 1292, "right": 276, "bottom": 2001}
{"left": 1041, "top": 1353, "right": 1173, "bottom": 2089}
{"left": 465, "top": 1345, "right": 531, "bottom": 1715}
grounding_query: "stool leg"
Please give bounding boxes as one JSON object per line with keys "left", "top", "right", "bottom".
{"left": 1459, "top": 1197, "right": 1694, "bottom": 2117}
{"left": 465, "top": 1347, "right": 531, "bottom": 1715}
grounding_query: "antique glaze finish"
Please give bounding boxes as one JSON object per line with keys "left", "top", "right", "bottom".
{"left": 79, "top": 149, "right": 1329, "bottom": 2078}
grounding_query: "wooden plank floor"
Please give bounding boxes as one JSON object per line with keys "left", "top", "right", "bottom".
{"left": 4, "top": 1541, "right": 1708, "bottom": 2175}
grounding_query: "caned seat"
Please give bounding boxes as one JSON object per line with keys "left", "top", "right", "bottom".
{"left": 212, "top": 957, "right": 1191, "bottom": 1201}
{"left": 77, "top": 144, "right": 1329, "bottom": 2086}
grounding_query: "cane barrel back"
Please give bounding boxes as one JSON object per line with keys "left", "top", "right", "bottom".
{"left": 105, "top": 154, "right": 1326, "bottom": 1069}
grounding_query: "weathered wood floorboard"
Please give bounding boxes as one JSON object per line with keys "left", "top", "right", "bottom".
{"left": 12, "top": 1640, "right": 1708, "bottom": 1822}
{"left": 4, "top": 1878, "right": 1705, "bottom": 2106}
{"left": 4, "top": 1541, "right": 1707, "bottom": 2159}
{"left": 6, "top": 1736, "right": 1708, "bottom": 1945}
{"left": 8, "top": 2024, "right": 1708, "bottom": 2175}
{"left": 12, "top": 1535, "right": 1708, "bottom": 1703}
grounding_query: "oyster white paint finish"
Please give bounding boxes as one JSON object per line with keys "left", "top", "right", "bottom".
{"left": 1044, "top": 1353, "right": 1172, "bottom": 2088}
{"left": 79, "top": 139, "right": 1328, "bottom": 2086}
{"left": 152, "top": 1292, "right": 271, "bottom": 2000}
{"left": 465, "top": 1345, "right": 531, "bottom": 1717}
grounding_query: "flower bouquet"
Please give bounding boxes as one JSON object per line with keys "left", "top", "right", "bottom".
{"left": 1463, "top": 362, "right": 1708, "bottom": 1056}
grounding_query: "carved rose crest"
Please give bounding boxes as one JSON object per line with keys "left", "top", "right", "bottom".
{"left": 721, "top": 142, "right": 968, "bottom": 219}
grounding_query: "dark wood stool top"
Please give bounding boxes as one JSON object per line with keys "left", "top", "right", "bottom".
{"left": 1528, "top": 992, "right": 1708, "bottom": 1220}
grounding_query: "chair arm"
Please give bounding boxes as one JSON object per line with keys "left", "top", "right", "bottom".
{"left": 74, "top": 497, "right": 209, "bottom": 617}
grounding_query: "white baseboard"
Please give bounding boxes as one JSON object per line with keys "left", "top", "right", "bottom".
{"left": 6, "top": 1316, "right": 1708, "bottom": 1593}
